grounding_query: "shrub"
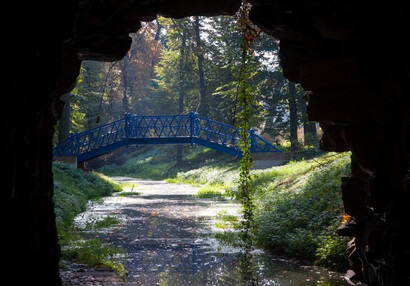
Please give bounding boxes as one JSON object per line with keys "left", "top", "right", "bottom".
{"left": 316, "top": 233, "right": 349, "bottom": 270}
{"left": 252, "top": 153, "right": 351, "bottom": 268}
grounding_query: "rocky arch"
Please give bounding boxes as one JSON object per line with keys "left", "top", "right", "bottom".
{"left": 4, "top": 1, "right": 409, "bottom": 285}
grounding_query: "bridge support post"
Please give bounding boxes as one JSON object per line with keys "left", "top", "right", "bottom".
{"left": 189, "top": 111, "right": 196, "bottom": 147}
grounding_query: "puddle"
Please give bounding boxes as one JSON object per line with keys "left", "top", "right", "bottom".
{"left": 74, "top": 177, "right": 353, "bottom": 286}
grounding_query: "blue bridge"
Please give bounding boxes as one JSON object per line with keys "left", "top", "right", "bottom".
{"left": 53, "top": 112, "right": 281, "bottom": 163}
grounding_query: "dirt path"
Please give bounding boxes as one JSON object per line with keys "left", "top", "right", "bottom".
{"left": 67, "top": 177, "right": 350, "bottom": 286}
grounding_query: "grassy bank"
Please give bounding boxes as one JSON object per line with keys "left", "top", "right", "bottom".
{"left": 98, "top": 145, "right": 239, "bottom": 181}
{"left": 168, "top": 150, "right": 351, "bottom": 269}
{"left": 52, "top": 161, "right": 126, "bottom": 278}
{"left": 250, "top": 153, "right": 351, "bottom": 269}
{"left": 98, "top": 146, "right": 351, "bottom": 270}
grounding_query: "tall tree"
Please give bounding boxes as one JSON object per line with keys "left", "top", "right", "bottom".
{"left": 288, "top": 82, "right": 299, "bottom": 151}
{"left": 71, "top": 20, "right": 163, "bottom": 129}
{"left": 121, "top": 54, "right": 130, "bottom": 113}
{"left": 195, "top": 16, "right": 208, "bottom": 117}
{"left": 176, "top": 25, "right": 188, "bottom": 164}
{"left": 178, "top": 29, "right": 187, "bottom": 114}
{"left": 148, "top": 17, "right": 199, "bottom": 115}
{"left": 202, "top": 16, "right": 266, "bottom": 126}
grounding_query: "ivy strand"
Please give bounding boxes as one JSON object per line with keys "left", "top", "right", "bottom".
{"left": 235, "top": 0, "right": 261, "bottom": 250}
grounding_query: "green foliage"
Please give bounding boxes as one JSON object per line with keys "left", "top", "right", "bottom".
{"left": 252, "top": 153, "right": 351, "bottom": 268}
{"left": 84, "top": 216, "right": 121, "bottom": 230}
{"left": 99, "top": 145, "right": 239, "bottom": 181}
{"left": 53, "top": 161, "right": 118, "bottom": 233}
{"left": 214, "top": 231, "right": 241, "bottom": 247}
{"left": 170, "top": 164, "right": 238, "bottom": 186}
{"left": 233, "top": 1, "right": 265, "bottom": 254}
{"left": 194, "top": 185, "right": 225, "bottom": 198}
{"left": 316, "top": 230, "right": 349, "bottom": 269}
{"left": 215, "top": 210, "right": 242, "bottom": 230}
{"left": 213, "top": 210, "right": 242, "bottom": 248}
{"left": 117, "top": 191, "right": 141, "bottom": 197}
{"left": 99, "top": 146, "right": 174, "bottom": 179}
{"left": 53, "top": 161, "right": 126, "bottom": 277}
{"left": 61, "top": 237, "right": 127, "bottom": 279}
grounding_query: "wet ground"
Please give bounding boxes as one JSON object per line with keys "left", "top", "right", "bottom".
{"left": 72, "top": 177, "right": 354, "bottom": 286}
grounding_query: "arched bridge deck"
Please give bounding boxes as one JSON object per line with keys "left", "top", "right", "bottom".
{"left": 53, "top": 112, "right": 281, "bottom": 163}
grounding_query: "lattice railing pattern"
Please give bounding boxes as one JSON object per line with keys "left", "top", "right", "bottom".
{"left": 54, "top": 112, "right": 281, "bottom": 162}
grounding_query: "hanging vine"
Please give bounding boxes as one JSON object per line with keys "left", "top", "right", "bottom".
{"left": 235, "top": 3, "right": 261, "bottom": 282}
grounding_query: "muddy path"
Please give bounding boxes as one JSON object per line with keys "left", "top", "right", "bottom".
{"left": 74, "top": 177, "right": 351, "bottom": 286}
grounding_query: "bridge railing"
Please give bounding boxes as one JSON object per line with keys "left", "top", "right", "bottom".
{"left": 54, "top": 112, "right": 281, "bottom": 161}
{"left": 125, "top": 113, "right": 191, "bottom": 139}
{"left": 194, "top": 114, "right": 240, "bottom": 150}
{"left": 193, "top": 113, "right": 281, "bottom": 154}
{"left": 54, "top": 117, "right": 127, "bottom": 156}
{"left": 250, "top": 129, "right": 282, "bottom": 153}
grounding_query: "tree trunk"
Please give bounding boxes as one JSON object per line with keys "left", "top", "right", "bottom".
{"left": 303, "top": 121, "right": 317, "bottom": 139}
{"left": 151, "top": 19, "right": 162, "bottom": 79}
{"left": 177, "top": 29, "right": 187, "bottom": 165}
{"left": 288, "top": 82, "right": 298, "bottom": 151}
{"left": 195, "top": 16, "right": 208, "bottom": 117}
{"left": 299, "top": 97, "right": 317, "bottom": 144}
{"left": 122, "top": 55, "right": 130, "bottom": 113}
{"left": 58, "top": 93, "right": 71, "bottom": 144}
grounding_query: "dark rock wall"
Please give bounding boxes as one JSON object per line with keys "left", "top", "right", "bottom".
{"left": 4, "top": 1, "right": 409, "bottom": 285}
{"left": 4, "top": 2, "right": 80, "bottom": 284}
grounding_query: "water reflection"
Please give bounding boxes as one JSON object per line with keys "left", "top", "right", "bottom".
{"left": 117, "top": 238, "right": 348, "bottom": 285}
{"left": 75, "top": 178, "right": 351, "bottom": 286}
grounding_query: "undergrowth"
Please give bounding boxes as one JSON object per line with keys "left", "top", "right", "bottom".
{"left": 52, "top": 161, "right": 126, "bottom": 278}
{"left": 251, "top": 152, "right": 351, "bottom": 269}
{"left": 194, "top": 185, "right": 226, "bottom": 198}
{"left": 98, "top": 145, "right": 239, "bottom": 180}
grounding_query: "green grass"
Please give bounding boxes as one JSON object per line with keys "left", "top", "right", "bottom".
{"left": 53, "top": 161, "right": 120, "bottom": 232}
{"left": 250, "top": 152, "right": 351, "bottom": 268}
{"left": 98, "top": 145, "right": 239, "bottom": 180}
{"left": 213, "top": 210, "right": 242, "bottom": 248}
{"left": 215, "top": 210, "right": 241, "bottom": 230}
{"left": 84, "top": 216, "right": 122, "bottom": 230}
{"left": 194, "top": 185, "right": 226, "bottom": 198}
{"left": 61, "top": 237, "right": 127, "bottom": 279}
{"left": 52, "top": 161, "right": 126, "bottom": 278}
{"left": 117, "top": 191, "right": 141, "bottom": 197}
{"left": 118, "top": 182, "right": 140, "bottom": 189}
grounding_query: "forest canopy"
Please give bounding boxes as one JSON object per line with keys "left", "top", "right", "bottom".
{"left": 65, "top": 16, "right": 318, "bottom": 150}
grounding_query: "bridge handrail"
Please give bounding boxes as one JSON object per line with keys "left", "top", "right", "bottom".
{"left": 195, "top": 114, "right": 239, "bottom": 132}
{"left": 251, "top": 131, "right": 282, "bottom": 153}
{"left": 194, "top": 113, "right": 281, "bottom": 153}
{"left": 54, "top": 117, "right": 126, "bottom": 156}
{"left": 125, "top": 113, "right": 191, "bottom": 139}
{"left": 53, "top": 112, "right": 281, "bottom": 160}
{"left": 194, "top": 114, "right": 240, "bottom": 144}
